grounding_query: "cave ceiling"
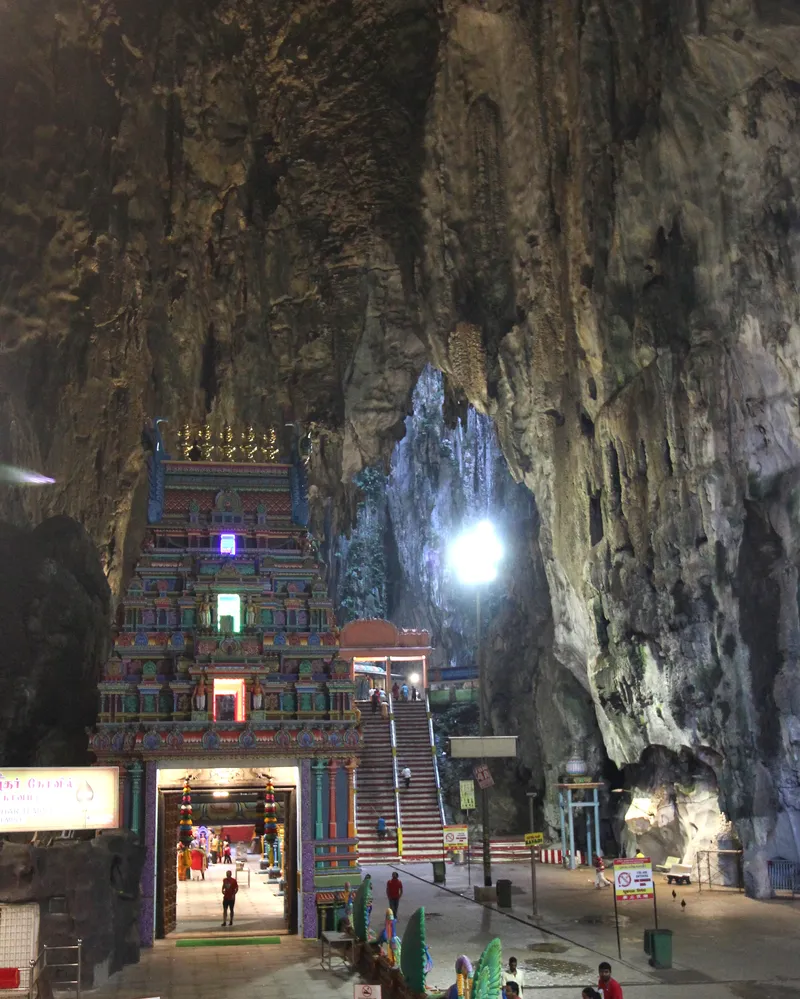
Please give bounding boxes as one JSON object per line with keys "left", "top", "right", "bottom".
{"left": 2, "top": 0, "right": 800, "bottom": 886}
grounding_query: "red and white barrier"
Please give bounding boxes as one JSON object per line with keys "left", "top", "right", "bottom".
{"left": 466, "top": 839, "right": 585, "bottom": 865}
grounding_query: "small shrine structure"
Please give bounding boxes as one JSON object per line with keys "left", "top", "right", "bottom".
{"left": 338, "top": 619, "right": 432, "bottom": 691}
{"left": 90, "top": 421, "right": 361, "bottom": 942}
{"left": 557, "top": 756, "right": 603, "bottom": 869}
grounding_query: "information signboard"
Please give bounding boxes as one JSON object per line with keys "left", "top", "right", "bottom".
{"left": 613, "top": 857, "right": 654, "bottom": 901}
{"left": 459, "top": 780, "right": 476, "bottom": 810}
{"left": 524, "top": 832, "right": 544, "bottom": 847}
{"left": 443, "top": 825, "right": 469, "bottom": 850}
{"left": 0, "top": 767, "right": 119, "bottom": 833}
{"left": 473, "top": 764, "right": 494, "bottom": 789}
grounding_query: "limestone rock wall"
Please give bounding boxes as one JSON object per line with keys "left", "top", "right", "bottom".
{"left": 0, "top": 832, "right": 144, "bottom": 996}
{"left": 3, "top": 0, "right": 800, "bottom": 891}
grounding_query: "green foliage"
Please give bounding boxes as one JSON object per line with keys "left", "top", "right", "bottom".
{"left": 399, "top": 906, "right": 427, "bottom": 993}
{"left": 472, "top": 938, "right": 503, "bottom": 999}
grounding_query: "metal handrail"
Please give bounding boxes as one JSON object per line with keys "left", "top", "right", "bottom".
{"left": 388, "top": 696, "right": 403, "bottom": 857}
{"left": 29, "top": 939, "right": 82, "bottom": 999}
{"left": 426, "top": 691, "right": 447, "bottom": 828}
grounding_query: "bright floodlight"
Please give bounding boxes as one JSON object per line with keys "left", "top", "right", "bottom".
{"left": 449, "top": 519, "right": 503, "bottom": 585}
{"left": 409, "top": 672, "right": 420, "bottom": 684}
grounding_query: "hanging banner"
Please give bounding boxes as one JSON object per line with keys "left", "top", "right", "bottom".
{"left": 443, "top": 825, "right": 469, "bottom": 851}
{"left": 459, "top": 780, "right": 476, "bottom": 810}
{"left": 613, "top": 857, "right": 654, "bottom": 901}
{"left": 0, "top": 767, "right": 119, "bottom": 833}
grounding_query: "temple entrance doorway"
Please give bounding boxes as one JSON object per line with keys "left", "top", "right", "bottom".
{"left": 155, "top": 765, "right": 299, "bottom": 938}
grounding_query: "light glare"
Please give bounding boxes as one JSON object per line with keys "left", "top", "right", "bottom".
{"left": 449, "top": 519, "right": 503, "bottom": 585}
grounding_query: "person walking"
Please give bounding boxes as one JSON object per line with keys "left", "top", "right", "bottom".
{"left": 502, "top": 956, "right": 526, "bottom": 995}
{"left": 376, "top": 816, "right": 387, "bottom": 840}
{"left": 386, "top": 872, "right": 403, "bottom": 917}
{"left": 411, "top": 685, "right": 419, "bottom": 701}
{"left": 401, "top": 766, "right": 411, "bottom": 788}
{"left": 401, "top": 683, "right": 409, "bottom": 701}
{"left": 594, "top": 854, "right": 612, "bottom": 888}
{"left": 371, "top": 688, "right": 381, "bottom": 715}
{"left": 221, "top": 869, "right": 239, "bottom": 926}
{"left": 392, "top": 682, "right": 400, "bottom": 700}
{"left": 222, "top": 833, "right": 232, "bottom": 864}
{"left": 597, "top": 962, "right": 623, "bottom": 998}
{"left": 210, "top": 831, "right": 220, "bottom": 864}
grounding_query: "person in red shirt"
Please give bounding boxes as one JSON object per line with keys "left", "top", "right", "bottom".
{"left": 598, "top": 962, "right": 623, "bottom": 998}
{"left": 386, "top": 872, "right": 403, "bottom": 917}
{"left": 221, "top": 869, "right": 239, "bottom": 927}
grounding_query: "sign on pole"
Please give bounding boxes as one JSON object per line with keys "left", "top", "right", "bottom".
{"left": 450, "top": 736, "right": 518, "bottom": 758}
{"left": 443, "top": 825, "right": 469, "bottom": 851}
{"left": 524, "top": 832, "right": 544, "bottom": 847}
{"left": 473, "top": 764, "right": 494, "bottom": 789}
{"left": 611, "top": 857, "right": 658, "bottom": 960}
{"left": 460, "top": 780, "right": 476, "bottom": 810}
{"left": 355, "top": 986, "right": 382, "bottom": 999}
{"left": 0, "top": 767, "right": 120, "bottom": 833}
{"left": 613, "top": 857, "right": 654, "bottom": 901}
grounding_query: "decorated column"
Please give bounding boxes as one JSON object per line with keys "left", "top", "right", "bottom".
{"left": 313, "top": 759, "right": 325, "bottom": 842}
{"left": 263, "top": 774, "right": 278, "bottom": 871}
{"left": 300, "top": 759, "right": 317, "bottom": 938}
{"left": 178, "top": 777, "right": 193, "bottom": 846}
{"left": 139, "top": 761, "right": 158, "bottom": 947}
{"left": 346, "top": 758, "right": 357, "bottom": 868}
{"left": 328, "top": 760, "right": 338, "bottom": 868}
{"left": 130, "top": 761, "right": 143, "bottom": 837}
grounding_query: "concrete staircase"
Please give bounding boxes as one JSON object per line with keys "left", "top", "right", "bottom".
{"left": 355, "top": 702, "right": 400, "bottom": 864}
{"left": 393, "top": 700, "right": 445, "bottom": 862}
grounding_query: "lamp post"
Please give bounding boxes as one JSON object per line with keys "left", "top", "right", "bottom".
{"left": 449, "top": 519, "right": 503, "bottom": 888}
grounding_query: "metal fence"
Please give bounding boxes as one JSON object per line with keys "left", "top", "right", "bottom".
{"left": 28, "top": 940, "right": 82, "bottom": 998}
{"left": 768, "top": 859, "right": 800, "bottom": 897}
{"left": 696, "top": 849, "right": 744, "bottom": 891}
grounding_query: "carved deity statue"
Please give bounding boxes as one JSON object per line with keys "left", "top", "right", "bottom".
{"left": 245, "top": 595, "right": 257, "bottom": 629}
{"left": 251, "top": 676, "right": 264, "bottom": 711}
{"left": 193, "top": 674, "right": 207, "bottom": 712}
{"left": 198, "top": 596, "right": 212, "bottom": 630}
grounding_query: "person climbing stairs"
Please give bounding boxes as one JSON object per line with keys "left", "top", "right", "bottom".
{"left": 355, "top": 702, "right": 400, "bottom": 864}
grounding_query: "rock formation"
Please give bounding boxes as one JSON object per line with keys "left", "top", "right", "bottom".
{"left": 0, "top": 516, "right": 111, "bottom": 766}
{"left": 2, "top": 0, "right": 800, "bottom": 892}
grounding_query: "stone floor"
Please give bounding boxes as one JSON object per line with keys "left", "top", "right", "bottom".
{"left": 174, "top": 859, "right": 285, "bottom": 936}
{"left": 83, "top": 856, "right": 800, "bottom": 998}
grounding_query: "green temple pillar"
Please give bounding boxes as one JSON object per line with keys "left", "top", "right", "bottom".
{"left": 130, "top": 761, "right": 143, "bottom": 837}
{"left": 313, "top": 759, "right": 325, "bottom": 843}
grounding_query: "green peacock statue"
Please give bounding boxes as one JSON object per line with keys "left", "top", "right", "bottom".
{"left": 353, "top": 875, "right": 373, "bottom": 942}
{"left": 400, "top": 907, "right": 427, "bottom": 993}
{"left": 471, "top": 938, "right": 503, "bottom": 999}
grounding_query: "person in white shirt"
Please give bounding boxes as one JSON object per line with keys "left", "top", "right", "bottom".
{"left": 401, "top": 766, "right": 411, "bottom": 788}
{"left": 502, "top": 957, "right": 525, "bottom": 994}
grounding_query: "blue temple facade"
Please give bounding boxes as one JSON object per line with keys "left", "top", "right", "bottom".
{"left": 89, "top": 423, "right": 361, "bottom": 942}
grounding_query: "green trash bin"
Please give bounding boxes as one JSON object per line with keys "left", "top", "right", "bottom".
{"left": 643, "top": 928, "right": 655, "bottom": 955}
{"left": 496, "top": 879, "right": 513, "bottom": 908}
{"left": 649, "top": 929, "right": 673, "bottom": 969}
{"left": 432, "top": 860, "right": 446, "bottom": 884}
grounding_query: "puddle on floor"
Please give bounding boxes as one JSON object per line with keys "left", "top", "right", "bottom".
{"left": 528, "top": 942, "right": 569, "bottom": 954}
{"left": 521, "top": 957, "right": 594, "bottom": 978}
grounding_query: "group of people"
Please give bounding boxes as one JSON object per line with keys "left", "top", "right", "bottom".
{"left": 368, "top": 681, "right": 421, "bottom": 717}
{"left": 177, "top": 829, "right": 234, "bottom": 882}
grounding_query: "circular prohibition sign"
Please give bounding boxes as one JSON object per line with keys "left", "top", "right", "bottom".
{"left": 617, "top": 872, "right": 632, "bottom": 887}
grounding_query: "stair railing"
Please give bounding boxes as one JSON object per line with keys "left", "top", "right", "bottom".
{"left": 388, "top": 696, "right": 403, "bottom": 858}
{"left": 426, "top": 692, "right": 447, "bottom": 828}
{"left": 29, "top": 939, "right": 82, "bottom": 998}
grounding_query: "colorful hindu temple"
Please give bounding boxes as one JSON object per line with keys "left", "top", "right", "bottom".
{"left": 89, "top": 421, "right": 362, "bottom": 942}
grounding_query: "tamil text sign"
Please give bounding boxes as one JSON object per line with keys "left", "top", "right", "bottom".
{"left": 459, "top": 780, "right": 476, "bottom": 810}
{"left": 613, "top": 857, "right": 654, "bottom": 901}
{"left": 443, "top": 825, "right": 469, "bottom": 850}
{"left": 473, "top": 764, "right": 494, "bottom": 789}
{"left": 0, "top": 767, "right": 119, "bottom": 833}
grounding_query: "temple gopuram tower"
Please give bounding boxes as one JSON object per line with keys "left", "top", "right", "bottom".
{"left": 90, "top": 421, "right": 360, "bottom": 942}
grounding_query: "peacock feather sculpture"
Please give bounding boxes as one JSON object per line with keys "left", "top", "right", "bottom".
{"left": 471, "top": 938, "right": 503, "bottom": 999}
{"left": 353, "top": 876, "right": 373, "bottom": 942}
{"left": 400, "top": 907, "right": 428, "bottom": 994}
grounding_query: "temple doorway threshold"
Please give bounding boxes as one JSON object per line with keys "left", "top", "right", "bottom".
{"left": 174, "top": 857, "right": 287, "bottom": 937}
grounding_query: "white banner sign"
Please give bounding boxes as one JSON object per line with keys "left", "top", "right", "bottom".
{"left": 0, "top": 767, "right": 119, "bottom": 833}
